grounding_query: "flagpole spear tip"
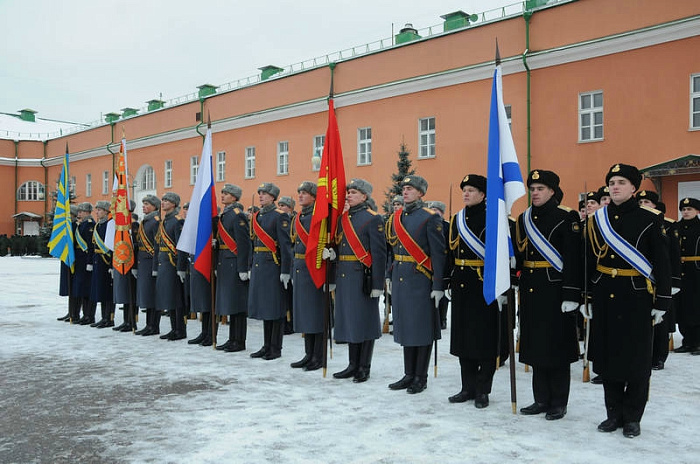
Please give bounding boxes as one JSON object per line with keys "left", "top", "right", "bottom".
{"left": 65, "top": 142, "right": 69, "bottom": 154}
{"left": 207, "top": 111, "right": 211, "bottom": 129}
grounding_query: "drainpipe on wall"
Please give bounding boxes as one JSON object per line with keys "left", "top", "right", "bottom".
{"left": 107, "top": 122, "right": 118, "bottom": 189}
{"left": 14, "top": 140, "right": 19, "bottom": 218}
{"left": 522, "top": 9, "right": 533, "bottom": 204}
{"left": 195, "top": 98, "right": 206, "bottom": 141}
{"left": 41, "top": 141, "right": 48, "bottom": 221}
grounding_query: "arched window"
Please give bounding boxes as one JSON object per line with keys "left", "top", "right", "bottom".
{"left": 17, "top": 181, "right": 45, "bottom": 201}
{"left": 141, "top": 166, "right": 155, "bottom": 190}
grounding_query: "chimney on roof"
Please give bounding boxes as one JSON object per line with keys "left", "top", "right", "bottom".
{"left": 105, "top": 112, "right": 120, "bottom": 124}
{"left": 147, "top": 99, "right": 165, "bottom": 111}
{"left": 121, "top": 107, "right": 139, "bottom": 118}
{"left": 18, "top": 109, "right": 37, "bottom": 122}
{"left": 197, "top": 84, "right": 218, "bottom": 99}
{"left": 440, "top": 11, "right": 478, "bottom": 32}
{"left": 259, "top": 65, "right": 284, "bottom": 81}
{"left": 395, "top": 23, "right": 421, "bottom": 44}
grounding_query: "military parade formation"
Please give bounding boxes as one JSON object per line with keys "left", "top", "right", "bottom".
{"left": 55, "top": 163, "right": 700, "bottom": 440}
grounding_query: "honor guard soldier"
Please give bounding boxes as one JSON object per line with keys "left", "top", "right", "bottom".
{"left": 586, "top": 164, "right": 671, "bottom": 438}
{"left": 598, "top": 185, "right": 611, "bottom": 207}
{"left": 289, "top": 182, "right": 326, "bottom": 371}
{"left": 112, "top": 200, "right": 139, "bottom": 332}
{"left": 446, "top": 174, "right": 500, "bottom": 408}
{"left": 386, "top": 175, "right": 446, "bottom": 394}
{"left": 428, "top": 200, "right": 450, "bottom": 330}
{"left": 515, "top": 170, "right": 581, "bottom": 421}
{"left": 248, "top": 183, "right": 292, "bottom": 360}
{"left": 186, "top": 202, "right": 216, "bottom": 347}
{"left": 73, "top": 202, "right": 96, "bottom": 324}
{"left": 134, "top": 195, "right": 161, "bottom": 336}
{"left": 332, "top": 179, "right": 387, "bottom": 382}
{"left": 278, "top": 195, "right": 296, "bottom": 335}
{"left": 215, "top": 184, "right": 251, "bottom": 352}
{"left": 153, "top": 192, "right": 188, "bottom": 341}
{"left": 676, "top": 197, "right": 700, "bottom": 355}
{"left": 90, "top": 201, "right": 115, "bottom": 328}
{"left": 57, "top": 205, "right": 79, "bottom": 322}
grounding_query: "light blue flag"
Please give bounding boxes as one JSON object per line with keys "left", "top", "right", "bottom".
{"left": 48, "top": 150, "right": 75, "bottom": 271}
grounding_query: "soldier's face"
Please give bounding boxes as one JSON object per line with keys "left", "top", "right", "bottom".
{"left": 161, "top": 199, "right": 174, "bottom": 213}
{"left": 462, "top": 185, "right": 485, "bottom": 207}
{"left": 402, "top": 185, "right": 423, "bottom": 204}
{"left": 681, "top": 207, "right": 699, "bottom": 220}
{"left": 280, "top": 204, "right": 292, "bottom": 214}
{"left": 258, "top": 192, "right": 274, "bottom": 207}
{"left": 78, "top": 210, "right": 89, "bottom": 220}
{"left": 142, "top": 202, "right": 155, "bottom": 214}
{"left": 298, "top": 191, "right": 314, "bottom": 207}
{"left": 221, "top": 192, "right": 234, "bottom": 206}
{"left": 608, "top": 176, "right": 635, "bottom": 205}
{"left": 638, "top": 199, "right": 656, "bottom": 209}
{"left": 346, "top": 189, "right": 367, "bottom": 207}
{"left": 599, "top": 195, "right": 611, "bottom": 206}
{"left": 529, "top": 183, "right": 554, "bottom": 207}
{"left": 392, "top": 202, "right": 402, "bottom": 211}
{"left": 95, "top": 208, "right": 108, "bottom": 220}
{"left": 586, "top": 200, "right": 599, "bottom": 215}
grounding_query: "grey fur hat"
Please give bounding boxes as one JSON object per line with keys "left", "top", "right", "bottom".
{"left": 392, "top": 195, "right": 403, "bottom": 205}
{"left": 297, "top": 181, "right": 317, "bottom": 197}
{"left": 401, "top": 175, "right": 428, "bottom": 194}
{"left": 278, "top": 196, "right": 296, "bottom": 209}
{"left": 346, "top": 178, "right": 373, "bottom": 196}
{"left": 222, "top": 183, "right": 243, "bottom": 200}
{"left": 70, "top": 205, "right": 79, "bottom": 216}
{"left": 257, "top": 182, "right": 280, "bottom": 200}
{"left": 142, "top": 194, "right": 160, "bottom": 209}
{"left": 95, "top": 200, "right": 111, "bottom": 211}
{"left": 161, "top": 192, "right": 181, "bottom": 207}
{"left": 428, "top": 201, "right": 446, "bottom": 213}
{"left": 77, "top": 202, "right": 92, "bottom": 212}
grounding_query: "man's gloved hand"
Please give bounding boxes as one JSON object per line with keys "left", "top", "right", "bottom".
{"left": 108, "top": 269, "right": 114, "bottom": 279}
{"left": 385, "top": 278, "right": 392, "bottom": 295}
{"left": 496, "top": 294, "right": 507, "bottom": 312}
{"left": 86, "top": 264, "right": 93, "bottom": 272}
{"left": 177, "top": 271, "right": 186, "bottom": 283}
{"left": 370, "top": 289, "right": 383, "bottom": 298}
{"left": 322, "top": 248, "right": 337, "bottom": 261}
{"left": 323, "top": 283, "right": 336, "bottom": 292}
{"left": 580, "top": 303, "right": 592, "bottom": 320}
{"left": 239, "top": 272, "right": 249, "bottom": 282}
{"left": 280, "top": 273, "right": 290, "bottom": 289}
{"left": 671, "top": 287, "right": 681, "bottom": 296}
{"left": 131, "top": 269, "right": 138, "bottom": 278}
{"left": 211, "top": 238, "right": 217, "bottom": 248}
{"left": 152, "top": 270, "right": 158, "bottom": 277}
{"left": 430, "top": 290, "right": 444, "bottom": 309}
{"left": 561, "top": 301, "right": 579, "bottom": 313}
{"left": 651, "top": 309, "right": 666, "bottom": 325}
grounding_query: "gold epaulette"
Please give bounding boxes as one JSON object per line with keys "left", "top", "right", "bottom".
{"left": 422, "top": 207, "right": 437, "bottom": 214}
{"left": 154, "top": 216, "right": 160, "bottom": 222}
{"left": 275, "top": 208, "right": 284, "bottom": 214}
{"left": 558, "top": 205, "right": 573, "bottom": 212}
{"left": 366, "top": 209, "right": 378, "bottom": 216}
{"left": 234, "top": 208, "right": 241, "bottom": 215}
{"left": 640, "top": 205, "right": 662, "bottom": 215}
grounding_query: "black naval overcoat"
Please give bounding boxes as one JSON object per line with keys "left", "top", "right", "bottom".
{"left": 135, "top": 211, "right": 159, "bottom": 309}
{"left": 387, "top": 202, "right": 446, "bottom": 347}
{"left": 90, "top": 219, "right": 113, "bottom": 304}
{"left": 72, "top": 217, "right": 95, "bottom": 298}
{"left": 153, "top": 210, "right": 187, "bottom": 311}
{"left": 291, "top": 204, "right": 324, "bottom": 334}
{"left": 334, "top": 202, "right": 386, "bottom": 343}
{"left": 515, "top": 198, "right": 581, "bottom": 368}
{"left": 587, "top": 198, "right": 672, "bottom": 381}
{"left": 216, "top": 203, "right": 251, "bottom": 316}
{"left": 248, "top": 204, "right": 292, "bottom": 320}
{"left": 677, "top": 215, "right": 700, "bottom": 328}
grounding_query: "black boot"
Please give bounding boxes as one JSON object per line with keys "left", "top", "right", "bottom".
{"left": 304, "top": 334, "right": 324, "bottom": 371}
{"left": 353, "top": 340, "right": 375, "bottom": 382}
{"left": 143, "top": 309, "right": 161, "bottom": 336}
{"left": 251, "top": 320, "right": 271, "bottom": 358}
{"left": 226, "top": 313, "right": 247, "bottom": 352}
{"left": 292, "top": 334, "right": 313, "bottom": 368}
{"left": 389, "top": 347, "right": 416, "bottom": 390}
{"left": 135, "top": 308, "right": 151, "bottom": 335}
{"left": 188, "top": 313, "right": 207, "bottom": 344}
{"left": 333, "top": 343, "right": 361, "bottom": 378}
{"left": 200, "top": 313, "right": 213, "bottom": 346}
{"left": 101, "top": 302, "right": 115, "bottom": 328}
{"left": 218, "top": 320, "right": 235, "bottom": 351}
{"left": 407, "top": 345, "right": 432, "bottom": 394}
{"left": 68, "top": 297, "right": 81, "bottom": 323}
{"left": 264, "top": 318, "right": 283, "bottom": 360}
{"left": 449, "top": 357, "right": 476, "bottom": 403}
{"left": 169, "top": 307, "right": 187, "bottom": 340}
{"left": 160, "top": 312, "right": 176, "bottom": 339}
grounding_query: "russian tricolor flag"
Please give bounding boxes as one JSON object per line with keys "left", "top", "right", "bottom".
{"left": 483, "top": 43, "right": 526, "bottom": 304}
{"left": 177, "top": 126, "right": 217, "bottom": 281}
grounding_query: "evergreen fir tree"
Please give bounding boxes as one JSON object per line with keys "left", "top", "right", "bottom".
{"left": 383, "top": 142, "right": 415, "bottom": 215}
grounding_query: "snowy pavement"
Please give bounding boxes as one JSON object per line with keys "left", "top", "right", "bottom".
{"left": 0, "top": 256, "right": 698, "bottom": 463}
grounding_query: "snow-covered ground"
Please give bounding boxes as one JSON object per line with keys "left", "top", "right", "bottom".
{"left": 1, "top": 256, "right": 698, "bottom": 464}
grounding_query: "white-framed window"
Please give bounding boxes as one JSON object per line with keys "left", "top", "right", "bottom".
{"left": 505, "top": 104, "right": 512, "bottom": 131}
{"left": 17, "top": 180, "right": 44, "bottom": 201}
{"left": 418, "top": 117, "right": 436, "bottom": 159}
{"left": 85, "top": 174, "right": 92, "bottom": 197}
{"left": 190, "top": 156, "right": 199, "bottom": 185}
{"left": 102, "top": 170, "right": 109, "bottom": 194}
{"left": 277, "top": 141, "right": 289, "bottom": 175}
{"left": 143, "top": 166, "right": 155, "bottom": 190}
{"left": 313, "top": 135, "right": 325, "bottom": 171}
{"left": 691, "top": 73, "right": 700, "bottom": 130}
{"left": 245, "top": 146, "right": 256, "bottom": 179}
{"left": 164, "top": 160, "right": 172, "bottom": 188}
{"left": 357, "top": 127, "right": 372, "bottom": 165}
{"left": 70, "top": 176, "right": 76, "bottom": 197}
{"left": 216, "top": 151, "right": 226, "bottom": 182}
{"left": 579, "top": 90, "right": 603, "bottom": 142}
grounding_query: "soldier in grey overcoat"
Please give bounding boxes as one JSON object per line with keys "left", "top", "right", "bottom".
{"left": 289, "top": 182, "right": 326, "bottom": 371}
{"left": 332, "top": 179, "right": 386, "bottom": 382}
{"left": 215, "top": 184, "right": 251, "bottom": 353}
{"left": 73, "top": 202, "right": 96, "bottom": 324}
{"left": 90, "top": 201, "right": 115, "bottom": 328}
{"left": 248, "top": 183, "right": 292, "bottom": 360}
{"left": 386, "top": 175, "right": 446, "bottom": 394}
{"left": 153, "top": 192, "right": 188, "bottom": 341}
{"left": 134, "top": 195, "right": 161, "bottom": 336}
{"left": 112, "top": 200, "right": 138, "bottom": 333}
{"left": 278, "top": 195, "right": 296, "bottom": 335}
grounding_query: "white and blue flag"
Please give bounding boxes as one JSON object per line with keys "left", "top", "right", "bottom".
{"left": 483, "top": 44, "right": 526, "bottom": 304}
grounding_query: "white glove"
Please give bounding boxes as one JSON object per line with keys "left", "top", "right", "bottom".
{"left": 561, "top": 301, "right": 579, "bottom": 313}
{"left": 214, "top": 270, "right": 218, "bottom": 278}
{"left": 108, "top": 269, "right": 114, "bottom": 279}
{"left": 212, "top": 238, "right": 217, "bottom": 247}
{"left": 651, "top": 309, "right": 665, "bottom": 325}
{"left": 385, "top": 278, "right": 392, "bottom": 295}
{"left": 323, "top": 283, "right": 336, "bottom": 292}
{"left": 280, "top": 273, "right": 290, "bottom": 289}
{"left": 430, "top": 290, "right": 444, "bottom": 309}
{"left": 580, "top": 303, "right": 592, "bottom": 320}
{"left": 86, "top": 264, "right": 93, "bottom": 272}
{"left": 152, "top": 270, "right": 158, "bottom": 277}
{"left": 370, "top": 289, "right": 383, "bottom": 298}
{"left": 322, "top": 248, "right": 337, "bottom": 261}
{"left": 510, "top": 256, "right": 516, "bottom": 270}
{"left": 496, "top": 294, "right": 507, "bottom": 312}
{"left": 239, "top": 272, "right": 249, "bottom": 281}
{"left": 671, "top": 287, "right": 681, "bottom": 295}
{"left": 177, "top": 271, "right": 186, "bottom": 283}
{"left": 445, "top": 288, "right": 452, "bottom": 299}
{"left": 131, "top": 269, "right": 138, "bottom": 278}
